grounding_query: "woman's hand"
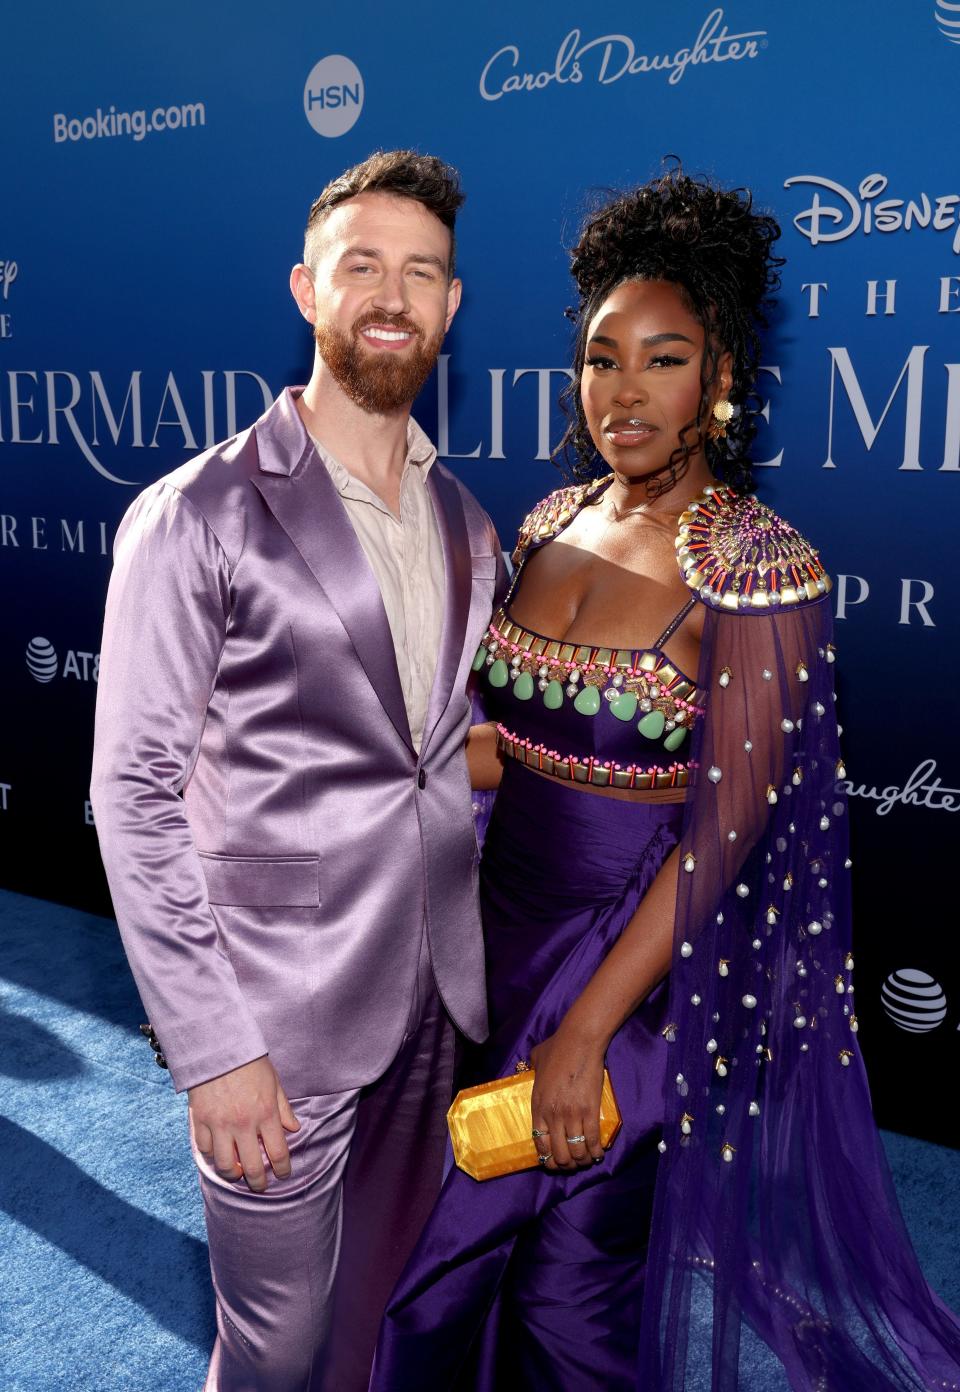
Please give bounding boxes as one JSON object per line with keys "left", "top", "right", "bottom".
{"left": 530, "top": 1025, "right": 607, "bottom": 1171}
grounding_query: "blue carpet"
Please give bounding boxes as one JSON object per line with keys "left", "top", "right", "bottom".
{"left": 0, "top": 887, "right": 957, "bottom": 1391}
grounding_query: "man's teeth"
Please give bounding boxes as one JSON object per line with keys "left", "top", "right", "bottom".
{"left": 364, "top": 327, "right": 411, "bottom": 341}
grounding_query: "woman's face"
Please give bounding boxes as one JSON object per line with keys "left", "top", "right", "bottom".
{"left": 580, "top": 278, "right": 726, "bottom": 481}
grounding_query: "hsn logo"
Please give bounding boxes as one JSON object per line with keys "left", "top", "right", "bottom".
{"left": 304, "top": 56, "right": 364, "bottom": 137}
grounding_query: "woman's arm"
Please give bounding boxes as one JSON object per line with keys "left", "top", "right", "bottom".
{"left": 530, "top": 848, "right": 679, "bottom": 1169}
{"left": 466, "top": 720, "right": 503, "bottom": 791}
{"left": 530, "top": 601, "right": 817, "bottom": 1172}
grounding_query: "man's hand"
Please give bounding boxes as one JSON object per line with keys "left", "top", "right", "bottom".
{"left": 189, "top": 1055, "right": 300, "bottom": 1192}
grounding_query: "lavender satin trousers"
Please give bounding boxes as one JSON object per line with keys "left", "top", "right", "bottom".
{"left": 192, "top": 931, "right": 455, "bottom": 1391}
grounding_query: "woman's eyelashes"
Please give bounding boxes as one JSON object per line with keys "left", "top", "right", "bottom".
{"left": 584, "top": 353, "right": 692, "bottom": 371}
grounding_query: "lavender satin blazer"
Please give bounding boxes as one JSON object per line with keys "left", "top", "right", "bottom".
{"left": 90, "top": 388, "right": 506, "bottom": 1096}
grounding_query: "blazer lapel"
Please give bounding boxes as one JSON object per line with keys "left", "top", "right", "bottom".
{"left": 421, "top": 465, "right": 471, "bottom": 755}
{"left": 251, "top": 392, "right": 414, "bottom": 754}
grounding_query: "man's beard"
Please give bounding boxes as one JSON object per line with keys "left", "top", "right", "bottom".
{"left": 314, "top": 310, "right": 444, "bottom": 415}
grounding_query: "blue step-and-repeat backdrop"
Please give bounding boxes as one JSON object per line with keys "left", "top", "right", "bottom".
{"left": 2, "top": 2, "right": 958, "bottom": 1144}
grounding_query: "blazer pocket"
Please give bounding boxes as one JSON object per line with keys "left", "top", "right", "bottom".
{"left": 471, "top": 553, "right": 498, "bottom": 581}
{"left": 198, "top": 853, "right": 320, "bottom": 907}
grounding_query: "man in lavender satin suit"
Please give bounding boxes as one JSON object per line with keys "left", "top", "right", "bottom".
{"left": 90, "top": 151, "right": 505, "bottom": 1390}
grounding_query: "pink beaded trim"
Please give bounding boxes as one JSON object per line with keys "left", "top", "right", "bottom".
{"left": 496, "top": 723, "right": 697, "bottom": 790}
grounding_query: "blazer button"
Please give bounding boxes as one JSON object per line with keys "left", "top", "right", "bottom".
{"left": 418, "top": 768, "right": 427, "bottom": 789}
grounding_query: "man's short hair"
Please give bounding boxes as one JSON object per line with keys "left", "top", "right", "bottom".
{"left": 304, "top": 149, "right": 464, "bottom": 279}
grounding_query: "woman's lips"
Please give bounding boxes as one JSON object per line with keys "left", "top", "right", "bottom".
{"left": 603, "top": 418, "right": 658, "bottom": 447}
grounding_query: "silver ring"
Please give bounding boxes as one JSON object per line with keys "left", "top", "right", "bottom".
{"left": 531, "top": 1128, "right": 550, "bottom": 1139}
{"left": 537, "top": 1153, "right": 552, "bottom": 1166}
{"left": 565, "top": 1134, "right": 587, "bottom": 1145}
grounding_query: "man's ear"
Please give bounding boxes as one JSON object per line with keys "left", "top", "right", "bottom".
{"left": 444, "top": 277, "right": 462, "bottom": 332}
{"left": 290, "top": 264, "right": 317, "bottom": 325}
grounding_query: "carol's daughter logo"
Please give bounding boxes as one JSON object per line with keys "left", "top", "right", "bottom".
{"left": 842, "top": 759, "right": 960, "bottom": 816}
{"left": 479, "top": 8, "right": 766, "bottom": 101}
{"left": 784, "top": 173, "right": 960, "bottom": 255}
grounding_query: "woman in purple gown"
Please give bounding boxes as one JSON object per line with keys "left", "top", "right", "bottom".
{"left": 371, "top": 170, "right": 960, "bottom": 1391}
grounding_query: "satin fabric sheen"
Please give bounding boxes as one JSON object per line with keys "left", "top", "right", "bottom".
{"left": 195, "top": 934, "right": 455, "bottom": 1392}
{"left": 372, "top": 762, "right": 684, "bottom": 1390}
{"left": 91, "top": 387, "right": 505, "bottom": 1097}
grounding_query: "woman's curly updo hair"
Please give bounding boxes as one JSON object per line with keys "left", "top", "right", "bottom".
{"left": 555, "top": 163, "right": 784, "bottom": 494}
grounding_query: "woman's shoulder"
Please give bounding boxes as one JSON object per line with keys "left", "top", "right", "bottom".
{"left": 512, "top": 475, "right": 610, "bottom": 564}
{"left": 675, "top": 483, "right": 832, "bottom": 613}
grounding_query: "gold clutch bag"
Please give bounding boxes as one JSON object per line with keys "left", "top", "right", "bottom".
{"left": 447, "top": 1066, "right": 622, "bottom": 1181}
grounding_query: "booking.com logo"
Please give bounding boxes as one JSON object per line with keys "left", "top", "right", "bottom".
{"left": 53, "top": 101, "right": 206, "bottom": 144}
{"left": 303, "top": 56, "right": 364, "bottom": 137}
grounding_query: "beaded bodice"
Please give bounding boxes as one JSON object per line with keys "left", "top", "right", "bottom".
{"left": 475, "top": 477, "right": 831, "bottom": 791}
{"left": 476, "top": 603, "right": 702, "bottom": 789}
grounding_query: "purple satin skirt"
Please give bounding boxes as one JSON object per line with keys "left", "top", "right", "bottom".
{"left": 372, "top": 761, "right": 685, "bottom": 1391}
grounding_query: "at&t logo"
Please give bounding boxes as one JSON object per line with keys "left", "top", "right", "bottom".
{"left": 881, "top": 969, "right": 948, "bottom": 1033}
{"left": 303, "top": 56, "right": 364, "bottom": 137}
{"left": 935, "top": 0, "right": 960, "bottom": 44}
{"left": 26, "top": 636, "right": 58, "bottom": 682}
{"left": 25, "top": 636, "right": 99, "bottom": 683}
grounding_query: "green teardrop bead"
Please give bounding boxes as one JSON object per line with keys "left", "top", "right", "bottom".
{"left": 637, "top": 709, "right": 666, "bottom": 740}
{"left": 513, "top": 671, "right": 535, "bottom": 701}
{"left": 543, "top": 680, "right": 565, "bottom": 710}
{"left": 663, "top": 725, "right": 688, "bottom": 752}
{"left": 488, "top": 658, "right": 509, "bottom": 688}
{"left": 609, "top": 691, "right": 638, "bottom": 722}
{"left": 573, "top": 685, "right": 602, "bottom": 717}
{"left": 472, "top": 645, "right": 487, "bottom": 672}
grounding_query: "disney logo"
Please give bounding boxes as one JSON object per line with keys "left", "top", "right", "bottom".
{"left": 0, "top": 261, "right": 18, "bottom": 301}
{"left": 479, "top": 8, "right": 765, "bottom": 101}
{"left": 784, "top": 174, "right": 960, "bottom": 255}
{"left": 842, "top": 759, "right": 960, "bottom": 816}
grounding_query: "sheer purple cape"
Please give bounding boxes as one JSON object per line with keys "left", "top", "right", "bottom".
{"left": 642, "top": 594, "right": 960, "bottom": 1390}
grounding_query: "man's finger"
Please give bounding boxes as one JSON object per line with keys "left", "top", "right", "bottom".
{"left": 193, "top": 1119, "right": 214, "bottom": 1156}
{"left": 276, "top": 1084, "right": 301, "bottom": 1132}
{"left": 212, "top": 1131, "right": 242, "bottom": 1181}
{"left": 236, "top": 1132, "right": 268, "bottom": 1193}
{"left": 260, "top": 1117, "right": 292, "bottom": 1179}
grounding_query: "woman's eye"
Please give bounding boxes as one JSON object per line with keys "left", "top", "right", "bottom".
{"left": 585, "top": 355, "right": 616, "bottom": 370}
{"left": 649, "top": 354, "right": 689, "bottom": 368}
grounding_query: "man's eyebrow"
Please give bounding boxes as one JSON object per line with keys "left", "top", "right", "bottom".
{"left": 587, "top": 331, "right": 696, "bottom": 348}
{"left": 339, "top": 245, "right": 383, "bottom": 262}
{"left": 337, "top": 246, "right": 447, "bottom": 271}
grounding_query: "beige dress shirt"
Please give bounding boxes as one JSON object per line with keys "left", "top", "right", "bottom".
{"left": 309, "top": 419, "right": 445, "bottom": 753}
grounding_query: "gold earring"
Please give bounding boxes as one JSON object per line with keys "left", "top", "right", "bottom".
{"left": 707, "top": 398, "right": 734, "bottom": 440}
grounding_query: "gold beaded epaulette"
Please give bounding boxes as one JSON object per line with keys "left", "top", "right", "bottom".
{"left": 676, "top": 485, "right": 831, "bottom": 611}
{"left": 512, "top": 476, "right": 609, "bottom": 565}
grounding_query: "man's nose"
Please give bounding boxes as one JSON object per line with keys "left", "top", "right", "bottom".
{"left": 372, "top": 269, "right": 410, "bottom": 317}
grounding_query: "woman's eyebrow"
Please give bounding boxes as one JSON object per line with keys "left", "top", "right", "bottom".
{"left": 587, "top": 331, "right": 696, "bottom": 348}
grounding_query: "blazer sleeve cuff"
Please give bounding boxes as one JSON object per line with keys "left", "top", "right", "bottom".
{"left": 165, "top": 1024, "right": 270, "bottom": 1094}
